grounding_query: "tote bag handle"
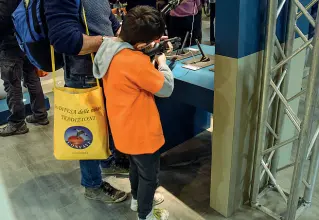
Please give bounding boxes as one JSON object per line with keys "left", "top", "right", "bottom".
{"left": 51, "top": 5, "right": 100, "bottom": 87}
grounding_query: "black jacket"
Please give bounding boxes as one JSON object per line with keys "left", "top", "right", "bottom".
{"left": 0, "top": 0, "right": 19, "bottom": 37}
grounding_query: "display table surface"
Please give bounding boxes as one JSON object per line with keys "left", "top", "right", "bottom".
{"left": 157, "top": 44, "right": 215, "bottom": 152}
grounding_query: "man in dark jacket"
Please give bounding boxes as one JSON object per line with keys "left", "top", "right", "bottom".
{"left": 0, "top": 0, "right": 49, "bottom": 137}
{"left": 44, "top": 0, "right": 128, "bottom": 203}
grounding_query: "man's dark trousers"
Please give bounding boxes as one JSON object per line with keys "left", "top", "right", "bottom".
{"left": 0, "top": 36, "right": 47, "bottom": 124}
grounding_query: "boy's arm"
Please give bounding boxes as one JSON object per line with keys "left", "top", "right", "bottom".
{"left": 155, "top": 63, "right": 174, "bottom": 97}
{"left": 129, "top": 57, "right": 174, "bottom": 97}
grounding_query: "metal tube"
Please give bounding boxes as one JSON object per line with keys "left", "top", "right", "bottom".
{"left": 262, "top": 135, "right": 299, "bottom": 155}
{"left": 294, "top": 0, "right": 316, "bottom": 27}
{"left": 287, "top": 8, "right": 319, "bottom": 220}
{"left": 284, "top": 108, "right": 301, "bottom": 131}
{"left": 287, "top": 89, "right": 306, "bottom": 102}
{"left": 275, "top": 37, "right": 286, "bottom": 59}
{"left": 296, "top": 0, "right": 318, "bottom": 19}
{"left": 277, "top": 161, "right": 295, "bottom": 172}
{"left": 272, "top": 39, "right": 312, "bottom": 72}
{"left": 260, "top": 151, "right": 275, "bottom": 181}
{"left": 261, "top": 160, "right": 288, "bottom": 203}
{"left": 304, "top": 125, "right": 319, "bottom": 202}
{"left": 268, "top": 69, "right": 287, "bottom": 109}
{"left": 270, "top": 80, "right": 301, "bottom": 126}
{"left": 250, "top": 0, "right": 279, "bottom": 206}
{"left": 295, "top": 25, "right": 314, "bottom": 49}
{"left": 277, "top": 0, "right": 287, "bottom": 18}
{"left": 266, "top": 122, "right": 279, "bottom": 139}
{"left": 302, "top": 178, "right": 312, "bottom": 189}
{"left": 307, "top": 124, "right": 319, "bottom": 158}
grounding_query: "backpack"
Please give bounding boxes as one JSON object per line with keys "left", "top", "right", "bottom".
{"left": 12, "top": 0, "right": 80, "bottom": 72}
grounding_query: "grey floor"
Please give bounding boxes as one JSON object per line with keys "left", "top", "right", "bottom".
{"left": 1, "top": 91, "right": 319, "bottom": 220}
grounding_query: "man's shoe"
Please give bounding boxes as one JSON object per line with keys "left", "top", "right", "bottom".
{"left": 0, "top": 122, "right": 29, "bottom": 137}
{"left": 101, "top": 160, "right": 129, "bottom": 175}
{"left": 84, "top": 181, "right": 128, "bottom": 203}
{"left": 131, "top": 192, "right": 165, "bottom": 212}
{"left": 26, "top": 115, "right": 49, "bottom": 125}
{"left": 138, "top": 208, "right": 169, "bottom": 220}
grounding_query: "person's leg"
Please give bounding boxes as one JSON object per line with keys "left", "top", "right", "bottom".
{"left": 0, "top": 46, "right": 29, "bottom": 136}
{"left": 63, "top": 67, "right": 127, "bottom": 203}
{"left": 133, "top": 151, "right": 168, "bottom": 220}
{"left": 101, "top": 124, "right": 129, "bottom": 174}
{"left": 129, "top": 155, "right": 139, "bottom": 211}
{"left": 210, "top": 2, "right": 216, "bottom": 44}
{"left": 80, "top": 155, "right": 128, "bottom": 203}
{"left": 22, "top": 57, "right": 49, "bottom": 125}
{"left": 190, "top": 10, "right": 203, "bottom": 45}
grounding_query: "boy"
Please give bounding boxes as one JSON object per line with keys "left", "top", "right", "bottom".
{"left": 93, "top": 6, "right": 174, "bottom": 220}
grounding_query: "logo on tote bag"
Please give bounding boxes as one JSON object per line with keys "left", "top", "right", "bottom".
{"left": 64, "top": 126, "right": 93, "bottom": 149}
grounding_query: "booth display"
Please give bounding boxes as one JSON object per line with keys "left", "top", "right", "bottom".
{"left": 157, "top": 44, "right": 214, "bottom": 152}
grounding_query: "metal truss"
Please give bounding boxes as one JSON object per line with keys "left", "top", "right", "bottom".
{"left": 250, "top": 0, "right": 319, "bottom": 219}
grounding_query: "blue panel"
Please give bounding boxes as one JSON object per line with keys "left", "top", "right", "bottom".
{"left": 0, "top": 93, "right": 51, "bottom": 125}
{"left": 156, "top": 97, "right": 211, "bottom": 153}
{"left": 215, "top": 0, "right": 241, "bottom": 58}
{"left": 217, "top": 0, "right": 312, "bottom": 58}
{"left": 216, "top": 0, "right": 267, "bottom": 58}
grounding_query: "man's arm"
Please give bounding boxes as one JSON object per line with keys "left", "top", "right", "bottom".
{"left": 79, "top": 35, "right": 103, "bottom": 55}
{"left": 109, "top": 13, "right": 121, "bottom": 36}
{"left": 45, "top": 0, "right": 102, "bottom": 55}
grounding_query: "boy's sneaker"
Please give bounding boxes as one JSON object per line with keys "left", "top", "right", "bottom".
{"left": 101, "top": 160, "right": 129, "bottom": 175}
{"left": 131, "top": 192, "right": 165, "bottom": 212}
{"left": 0, "top": 122, "right": 29, "bottom": 137}
{"left": 84, "top": 181, "right": 128, "bottom": 203}
{"left": 138, "top": 208, "right": 169, "bottom": 220}
{"left": 26, "top": 115, "right": 49, "bottom": 125}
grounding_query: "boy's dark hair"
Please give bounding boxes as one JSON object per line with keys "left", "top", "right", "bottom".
{"left": 119, "top": 6, "right": 165, "bottom": 45}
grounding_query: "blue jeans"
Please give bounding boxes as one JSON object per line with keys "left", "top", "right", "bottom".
{"left": 65, "top": 76, "right": 123, "bottom": 188}
{"left": 80, "top": 135, "right": 116, "bottom": 188}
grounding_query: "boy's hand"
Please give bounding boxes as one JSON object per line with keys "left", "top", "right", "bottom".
{"left": 155, "top": 53, "right": 167, "bottom": 66}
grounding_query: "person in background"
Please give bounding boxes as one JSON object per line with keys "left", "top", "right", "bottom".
{"left": 167, "top": 0, "right": 202, "bottom": 46}
{"left": 93, "top": 6, "right": 173, "bottom": 219}
{"left": 305, "top": 3, "right": 318, "bottom": 68}
{"left": 210, "top": 0, "right": 215, "bottom": 45}
{"left": 44, "top": 0, "right": 127, "bottom": 203}
{"left": 126, "top": 0, "right": 157, "bottom": 11}
{"left": 0, "top": 0, "right": 49, "bottom": 137}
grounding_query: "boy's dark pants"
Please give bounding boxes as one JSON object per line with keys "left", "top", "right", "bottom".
{"left": 129, "top": 150, "right": 160, "bottom": 219}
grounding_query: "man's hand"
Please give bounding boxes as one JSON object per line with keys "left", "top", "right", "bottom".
{"left": 155, "top": 53, "right": 167, "bottom": 66}
{"left": 78, "top": 35, "right": 103, "bottom": 55}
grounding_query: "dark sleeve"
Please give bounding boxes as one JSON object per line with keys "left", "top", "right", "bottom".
{"left": 309, "top": 4, "right": 318, "bottom": 39}
{"left": 109, "top": 12, "right": 121, "bottom": 34}
{"left": 0, "top": 0, "right": 18, "bottom": 32}
{"left": 44, "top": 0, "right": 84, "bottom": 55}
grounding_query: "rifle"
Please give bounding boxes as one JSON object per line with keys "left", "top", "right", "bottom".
{"left": 143, "top": 37, "right": 181, "bottom": 58}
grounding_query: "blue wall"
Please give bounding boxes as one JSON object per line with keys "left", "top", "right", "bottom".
{"left": 216, "top": 0, "right": 312, "bottom": 59}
